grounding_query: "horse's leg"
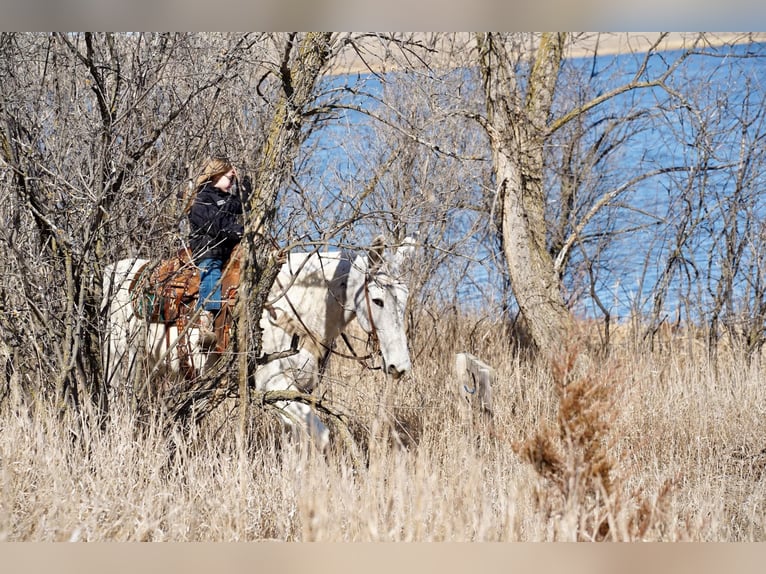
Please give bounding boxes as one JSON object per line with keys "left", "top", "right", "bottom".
{"left": 279, "top": 397, "right": 330, "bottom": 451}
{"left": 256, "top": 357, "right": 330, "bottom": 451}
{"left": 104, "top": 318, "right": 129, "bottom": 399}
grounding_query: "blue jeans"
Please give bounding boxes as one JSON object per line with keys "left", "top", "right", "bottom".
{"left": 197, "top": 258, "right": 224, "bottom": 312}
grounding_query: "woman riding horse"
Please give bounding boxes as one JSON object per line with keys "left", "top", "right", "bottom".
{"left": 186, "top": 156, "right": 244, "bottom": 346}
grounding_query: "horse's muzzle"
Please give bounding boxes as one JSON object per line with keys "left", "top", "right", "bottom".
{"left": 386, "top": 364, "right": 408, "bottom": 379}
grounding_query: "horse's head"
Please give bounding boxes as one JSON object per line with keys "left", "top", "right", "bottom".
{"left": 351, "top": 235, "right": 416, "bottom": 379}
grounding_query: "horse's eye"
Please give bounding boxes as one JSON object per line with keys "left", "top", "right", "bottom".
{"left": 372, "top": 298, "right": 384, "bottom": 308}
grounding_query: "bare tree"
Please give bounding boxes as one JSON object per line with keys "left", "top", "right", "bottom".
{"left": 0, "top": 33, "right": 267, "bottom": 424}
{"left": 158, "top": 33, "right": 337, "bottom": 435}
{"left": 472, "top": 32, "right": 766, "bottom": 356}
{"left": 475, "top": 32, "right": 576, "bottom": 355}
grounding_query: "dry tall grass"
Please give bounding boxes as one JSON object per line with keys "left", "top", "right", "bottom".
{"left": 2, "top": 314, "right": 766, "bottom": 541}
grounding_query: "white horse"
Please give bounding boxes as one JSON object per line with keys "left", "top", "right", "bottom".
{"left": 102, "top": 236, "right": 415, "bottom": 447}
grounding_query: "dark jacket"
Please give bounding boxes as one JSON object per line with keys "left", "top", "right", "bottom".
{"left": 188, "top": 183, "right": 244, "bottom": 262}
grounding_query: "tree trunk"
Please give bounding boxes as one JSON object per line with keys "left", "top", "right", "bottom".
{"left": 159, "top": 33, "right": 334, "bottom": 439}
{"left": 477, "top": 33, "right": 575, "bottom": 355}
{"left": 236, "top": 32, "right": 332, "bottom": 436}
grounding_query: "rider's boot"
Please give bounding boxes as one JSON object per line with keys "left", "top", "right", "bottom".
{"left": 198, "top": 309, "right": 218, "bottom": 350}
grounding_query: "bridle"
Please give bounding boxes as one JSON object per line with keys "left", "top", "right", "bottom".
{"left": 362, "top": 271, "right": 381, "bottom": 348}
{"left": 339, "top": 272, "right": 382, "bottom": 370}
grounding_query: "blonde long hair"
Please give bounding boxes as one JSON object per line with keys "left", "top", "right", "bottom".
{"left": 183, "top": 156, "right": 234, "bottom": 213}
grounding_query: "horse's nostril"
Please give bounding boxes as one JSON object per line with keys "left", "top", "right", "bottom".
{"left": 387, "top": 364, "right": 404, "bottom": 379}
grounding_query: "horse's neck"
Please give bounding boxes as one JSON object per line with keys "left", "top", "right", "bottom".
{"left": 277, "top": 251, "right": 359, "bottom": 345}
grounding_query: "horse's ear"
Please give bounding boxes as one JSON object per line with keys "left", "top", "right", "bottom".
{"left": 391, "top": 236, "right": 416, "bottom": 275}
{"left": 368, "top": 235, "right": 386, "bottom": 271}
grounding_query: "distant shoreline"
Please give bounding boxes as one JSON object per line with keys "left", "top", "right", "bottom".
{"left": 330, "top": 32, "right": 766, "bottom": 75}
{"left": 566, "top": 32, "right": 766, "bottom": 57}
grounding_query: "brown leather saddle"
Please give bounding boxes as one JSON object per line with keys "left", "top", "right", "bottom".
{"left": 129, "top": 247, "right": 201, "bottom": 324}
{"left": 129, "top": 246, "right": 242, "bottom": 354}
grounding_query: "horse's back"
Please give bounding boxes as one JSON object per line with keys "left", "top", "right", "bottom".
{"left": 102, "top": 258, "right": 149, "bottom": 303}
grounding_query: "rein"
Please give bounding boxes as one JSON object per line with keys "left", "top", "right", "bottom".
{"left": 340, "top": 332, "right": 381, "bottom": 371}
